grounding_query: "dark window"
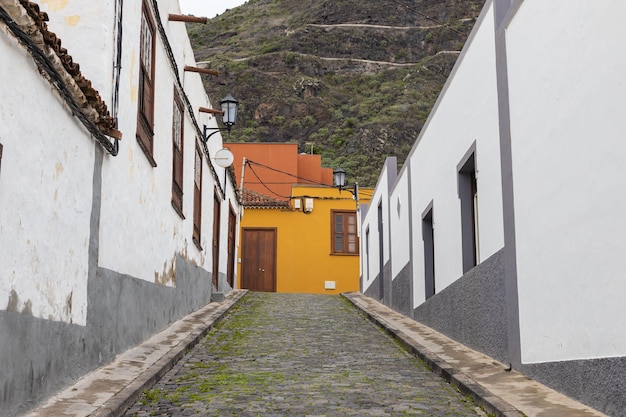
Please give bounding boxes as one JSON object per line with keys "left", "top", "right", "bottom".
{"left": 422, "top": 205, "right": 435, "bottom": 299}
{"left": 192, "top": 144, "right": 202, "bottom": 248}
{"left": 365, "top": 226, "right": 370, "bottom": 280}
{"left": 458, "top": 151, "right": 479, "bottom": 273}
{"left": 171, "top": 90, "right": 184, "bottom": 216}
{"left": 378, "top": 202, "right": 384, "bottom": 300}
{"left": 136, "top": 1, "right": 156, "bottom": 165}
{"left": 332, "top": 210, "right": 359, "bottom": 255}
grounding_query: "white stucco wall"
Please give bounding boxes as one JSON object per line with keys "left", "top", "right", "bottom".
{"left": 97, "top": 0, "right": 238, "bottom": 284}
{"left": 360, "top": 161, "right": 394, "bottom": 294}
{"left": 0, "top": 30, "right": 94, "bottom": 325}
{"left": 389, "top": 170, "right": 411, "bottom": 279}
{"left": 506, "top": 0, "right": 626, "bottom": 363}
{"left": 408, "top": 2, "right": 502, "bottom": 306}
{"left": 34, "top": 0, "right": 114, "bottom": 100}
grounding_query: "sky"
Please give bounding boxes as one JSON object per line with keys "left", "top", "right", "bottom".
{"left": 178, "top": 0, "right": 248, "bottom": 18}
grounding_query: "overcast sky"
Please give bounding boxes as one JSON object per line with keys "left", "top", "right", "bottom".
{"left": 178, "top": 0, "right": 248, "bottom": 18}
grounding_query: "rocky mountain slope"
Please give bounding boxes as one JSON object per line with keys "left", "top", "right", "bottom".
{"left": 188, "top": 0, "right": 485, "bottom": 186}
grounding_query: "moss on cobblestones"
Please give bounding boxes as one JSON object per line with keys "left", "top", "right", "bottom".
{"left": 126, "top": 293, "right": 485, "bottom": 417}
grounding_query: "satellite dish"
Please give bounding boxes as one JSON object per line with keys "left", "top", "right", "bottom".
{"left": 214, "top": 148, "right": 234, "bottom": 168}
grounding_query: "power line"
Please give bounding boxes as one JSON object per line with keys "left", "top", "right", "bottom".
{"left": 246, "top": 162, "right": 293, "bottom": 199}
{"left": 246, "top": 159, "right": 333, "bottom": 188}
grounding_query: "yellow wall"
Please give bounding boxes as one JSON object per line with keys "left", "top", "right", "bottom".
{"left": 238, "top": 186, "right": 371, "bottom": 294}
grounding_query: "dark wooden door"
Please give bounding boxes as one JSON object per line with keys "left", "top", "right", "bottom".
{"left": 241, "top": 228, "right": 276, "bottom": 292}
{"left": 226, "top": 206, "right": 237, "bottom": 288}
{"left": 212, "top": 192, "right": 221, "bottom": 288}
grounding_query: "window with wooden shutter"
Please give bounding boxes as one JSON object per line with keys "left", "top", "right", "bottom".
{"left": 331, "top": 210, "right": 359, "bottom": 255}
{"left": 136, "top": 1, "right": 156, "bottom": 166}
{"left": 171, "top": 90, "right": 184, "bottom": 217}
{"left": 192, "top": 144, "right": 203, "bottom": 248}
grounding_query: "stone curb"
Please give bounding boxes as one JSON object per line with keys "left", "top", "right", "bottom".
{"left": 91, "top": 289, "right": 249, "bottom": 417}
{"left": 341, "top": 292, "right": 524, "bottom": 417}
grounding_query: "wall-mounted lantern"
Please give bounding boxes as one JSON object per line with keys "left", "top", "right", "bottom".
{"left": 202, "top": 93, "right": 239, "bottom": 142}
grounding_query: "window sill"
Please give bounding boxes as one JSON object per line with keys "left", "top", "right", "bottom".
{"left": 136, "top": 135, "right": 157, "bottom": 167}
{"left": 193, "top": 237, "right": 203, "bottom": 251}
{"left": 171, "top": 201, "right": 185, "bottom": 219}
{"left": 330, "top": 252, "right": 359, "bottom": 256}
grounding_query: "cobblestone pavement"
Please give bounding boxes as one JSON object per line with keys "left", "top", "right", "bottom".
{"left": 123, "top": 292, "right": 485, "bottom": 417}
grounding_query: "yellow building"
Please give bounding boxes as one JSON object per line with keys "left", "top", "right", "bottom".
{"left": 238, "top": 185, "right": 371, "bottom": 294}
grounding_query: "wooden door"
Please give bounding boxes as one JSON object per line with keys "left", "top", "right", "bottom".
{"left": 241, "top": 228, "right": 276, "bottom": 292}
{"left": 212, "top": 192, "right": 221, "bottom": 288}
{"left": 226, "top": 206, "right": 237, "bottom": 288}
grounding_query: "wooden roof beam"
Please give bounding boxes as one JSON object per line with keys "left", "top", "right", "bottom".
{"left": 184, "top": 65, "right": 219, "bottom": 77}
{"left": 199, "top": 107, "right": 224, "bottom": 115}
{"left": 168, "top": 14, "right": 208, "bottom": 24}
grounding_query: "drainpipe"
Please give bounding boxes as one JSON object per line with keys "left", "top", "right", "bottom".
{"left": 111, "top": 0, "right": 124, "bottom": 133}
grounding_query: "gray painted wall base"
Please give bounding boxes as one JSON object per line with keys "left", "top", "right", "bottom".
{"left": 391, "top": 262, "right": 413, "bottom": 318}
{"left": 382, "top": 262, "right": 393, "bottom": 306}
{"left": 522, "top": 356, "right": 626, "bottom": 417}
{"left": 414, "top": 249, "right": 508, "bottom": 363}
{"left": 364, "top": 275, "right": 381, "bottom": 300}
{"left": 1, "top": 255, "right": 212, "bottom": 417}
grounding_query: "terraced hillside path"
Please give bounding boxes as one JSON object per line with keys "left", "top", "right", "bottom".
{"left": 123, "top": 292, "right": 486, "bottom": 417}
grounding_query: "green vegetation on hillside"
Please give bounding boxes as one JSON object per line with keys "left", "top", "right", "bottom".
{"left": 188, "top": 0, "right": 484, "bottom": 186}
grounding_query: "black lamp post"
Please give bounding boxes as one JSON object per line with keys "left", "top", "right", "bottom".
{"left": 203, "top": 93, "right": 239, "bottom": 142}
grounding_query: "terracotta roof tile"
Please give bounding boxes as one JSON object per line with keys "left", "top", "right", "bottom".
{"left": 242, "top": 189, "right": 291, "bottom": 209}
{"left": 5, "top": 0, "right": 118, "bottom": 137}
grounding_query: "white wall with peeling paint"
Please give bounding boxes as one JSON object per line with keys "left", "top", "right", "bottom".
{"left": 0, "top": 29, "right": 94, "bottom": 326}
{"left": 91, "top": 0, "right": 240, "bottom": 286}
{"left": 35, "top": 0, "right": 114, "bottom": 99}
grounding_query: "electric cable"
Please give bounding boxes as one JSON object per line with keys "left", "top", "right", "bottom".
{"left": 0, "top": 5, "right": 119, "bottom": 155}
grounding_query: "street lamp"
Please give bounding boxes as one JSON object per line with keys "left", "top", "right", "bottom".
{"left": 203, "top": 93, "right": 239, "bottom": 142}
{"left": 333, "top": 167, "right": 346, "bottom": 190}
{"left": 333, "top": 167, "right": 359, "bottom": 202}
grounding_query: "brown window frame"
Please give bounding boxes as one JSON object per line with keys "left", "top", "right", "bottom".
{"left": 136, "top": 1, "right": 157, "bottom": 166}
{"left": 331, "top": 210, "right": 359, "bottom": 255}
{"left": 192, "top": 143, "right": 203, "bottom": 249}
{"left": 171, "top": 89, "right": 184, "bottom": 217}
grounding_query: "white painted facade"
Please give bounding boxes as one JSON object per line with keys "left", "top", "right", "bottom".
{"left": 362, "top": 2, "right": 503, "bottom": 305}
{"left": 27, "top": 0, "right": 241, "bottom": 287}
{"left": 360, "top": 0, "right": 626, "bottom": 398}
{"left": 506, "top": 0, "right": 626, "bottom": 364}
{"left": 1, "top": 0, "right": 240, "bottom": 402}
{"left": 0, "top": 29, "right": 95, "bottom": 325}
{"left": 360, "top": 158, "right": 395, "bottom": 294}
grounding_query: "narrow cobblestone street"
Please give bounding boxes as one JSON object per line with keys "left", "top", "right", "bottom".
{"left": 123, "top": 292, "right": 485, "bottom": 417}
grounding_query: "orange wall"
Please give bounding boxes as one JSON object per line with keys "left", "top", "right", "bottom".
{"left": 238, "top": 185, "right": 372, "bottom": 294}
{"left": 227, "top": 143, "right": 333, "bottom": 201}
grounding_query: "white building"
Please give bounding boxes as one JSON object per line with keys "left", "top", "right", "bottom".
{"left": 360, "top": 1, "right": 626, "bottom": 415}
{"left": 0, "top": 0, "right": 240, "bottom": 415}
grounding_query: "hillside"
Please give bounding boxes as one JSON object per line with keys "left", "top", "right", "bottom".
{"left": 187, "top": 0, "right": 485, "bottom": 186}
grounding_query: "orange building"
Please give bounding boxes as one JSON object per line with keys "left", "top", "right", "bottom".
{"left": 227, "top": 143, "right": 371, "bottom": 294}
{"left": 228, "top": 143, "right": 334, "bottom": 201}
